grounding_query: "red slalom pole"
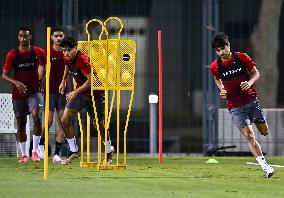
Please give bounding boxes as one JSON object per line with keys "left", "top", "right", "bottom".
{"left": 158, "top": 31, "right": 163, "bottom": 163}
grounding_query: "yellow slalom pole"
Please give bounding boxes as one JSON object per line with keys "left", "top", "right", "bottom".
{"left": 87, "top": 114, "right": 90, "bottom": 162}
{"left": 44, "top": 27, "right": 51, "bottom": 180}
{"left": 78, "top": 112, "right": 84, "bottom": 164}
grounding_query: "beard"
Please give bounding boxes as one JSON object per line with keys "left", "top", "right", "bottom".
{"left": 20, "top": 41, "right": 29, "bottom": 46}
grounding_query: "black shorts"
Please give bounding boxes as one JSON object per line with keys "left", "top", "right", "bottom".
{"left": 12, "top": 92, "right": 42, "bottom": 118}
{"left": 65, "top": 94, "right": 105, "bottom": 122}
{"left": 49, "top": 94, "right": 67, "bottom": 112}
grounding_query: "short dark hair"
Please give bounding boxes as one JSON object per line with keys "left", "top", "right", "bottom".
{"left": 59, "top": 36, "right": 77, "bottom": 49}
{"left": 18, "top": 26, "right": 32, "bottom": 34}
{"left": 211, "top": 32, "right": 229, "bottom": 49}
{"left": 52, "top": 27, "right": 64, "bottom": 34}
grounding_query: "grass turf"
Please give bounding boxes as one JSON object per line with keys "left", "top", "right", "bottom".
{"left": 0, "top": 156, "right": 283, "bottom": 198}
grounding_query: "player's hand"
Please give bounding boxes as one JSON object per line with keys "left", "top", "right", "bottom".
{"left": 219, "top": 89, "right": 227, "bottom": 99}
{"left": 15, "top": 81, "right": 27, "bottom": 94}
{"left": 59, "top": 81, "right": 66, "bottom": 95}
{"left": 66, "top": 91, "right": 76, "bottom": 102}
{"left": 240, "top": 81, "right": 251, "bottom": 90}
{"left": 39, "top": 79, "right": 46, "bottom": 92}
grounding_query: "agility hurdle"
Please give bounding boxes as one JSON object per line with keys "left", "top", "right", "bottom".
{"left": 77, "top": 17, "right": 136, "bottom": 170}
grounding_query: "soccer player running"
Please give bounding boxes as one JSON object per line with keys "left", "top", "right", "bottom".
{"left": 58, "top": 36, "right": 114, "bottom": 165}
{"left": 210, "top": 32, "right": 275, "bottom": 178}
{"left": 38, "top": 27, "right": 66, "bottom": 163}
{"left": 2, "top": 26, "right": 46, "bottom": 163}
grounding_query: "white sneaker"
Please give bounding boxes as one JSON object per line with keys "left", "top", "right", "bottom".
{"left": 53, "top": 154, "right": 63, "bottom": 164}
{"left": 38, "top": 145, "right": 44, "bottom": 160}
{"left": 264, "top": 165, "right": 275, "bottom": 178}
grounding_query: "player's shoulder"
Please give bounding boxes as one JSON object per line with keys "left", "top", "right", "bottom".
{"left": 77, "top": 51, "right": 89, "bottom": 62}
{"left": 5, "top": 49, "right": 17, "bottom": 60}
{"left": 210, "top": 59, "right": 218, "bottom": 68}
{"left": 235, "top": 52, "right": 251, "bottom": 59}
{"left": 33, "top": 46, "right": 45, "bottom": 54}
{"left": 6, "top": 49, "right": 16, "bottom": 56}
{"left": 234, "top": 51, "right": 253, "bottom": 63}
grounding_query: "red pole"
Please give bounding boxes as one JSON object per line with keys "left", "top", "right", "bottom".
{"left": 158, "top": 31, "right": 163, "bottom": 163}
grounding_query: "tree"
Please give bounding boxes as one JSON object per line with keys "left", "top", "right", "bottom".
{"left": 250, "top": 0, "right": 283, "bottom": 107}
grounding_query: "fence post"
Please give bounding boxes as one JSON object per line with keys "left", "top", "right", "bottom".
{"left": 149, "top": 94, "right": 158, "bottom": 155}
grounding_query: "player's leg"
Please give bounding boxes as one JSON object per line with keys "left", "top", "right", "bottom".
{"left": 241, "top": 125, "right": 263, "bottom": 157}
{"left": 53, "top": 94, "right": 67, "bottom": 163}
{"left": 250, "top": 99, "right": 269, "bottom": 136}
{"left": 38, "top": 94, "right": 56, "bottom": 159}
{"left": 13, "top": 99, "right": 30, "bottom": 163}
{"left": 61, "top": 95, "right": 83, "bottom": 165}
{"left": 249, "top": 99, "right": 274, "bottom": 177}
{"left": 61, "top": 108, "right": 79, "bottom": 165}
{"left": 255, "top": 123, "right": 268, "bottom": 136}
{"left": 53, "top": 109, "right": 65, "bottom": 163}
{"left": 241, "top": 125, "right": 274, "bottom": 177}
{"left": 230, "top": 100, "right": 275, "bottom": 177}
{"left": 38, "top": 110, "right": 54, "bottom": 159}
{"left": 28, "top": 93, "right": 42, "bottom": 161}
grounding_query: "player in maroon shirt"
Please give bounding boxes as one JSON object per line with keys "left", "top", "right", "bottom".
{"left": 58, "top": 36, "right": 112, "bottom": 165}
{"left": 210, "top": 32, "right": 275, "bottom": 177}
{"left": 2, "top": 26, "right": 46, "bottom": 163}
{"left": 38, "top": 27, "right": 67, "bottom": 163}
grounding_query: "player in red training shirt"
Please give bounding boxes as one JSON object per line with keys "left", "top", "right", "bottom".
{"left": 2, "top": 26, "right": 46, "bottom": 163}
{"left": 37, "top": 27, "right": 67, "bottom": 163}
{"left": 58, "top": 36, "right": 113, "bottom": 165}
{"left": 210, "top": 32, "right": 275, "bottom": 178}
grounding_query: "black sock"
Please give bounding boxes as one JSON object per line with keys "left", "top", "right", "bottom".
{"left": 54, "top": 141, "right": 63, "bottom": 155}
{"left": 39, "top": 137, "right": 45, "bottom": 146}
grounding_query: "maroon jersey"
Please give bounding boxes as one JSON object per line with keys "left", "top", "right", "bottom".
{"left": 64, "top": 50, "right": 92, "bottom": 97}
{"left": 3, "top": 46, "right": 46, "bottom": 100}
{"left": 45, "top": 47, "right": 65, "bottom": 94}
{"left": 210, "top": 52, "right": 257, "bottom": 109}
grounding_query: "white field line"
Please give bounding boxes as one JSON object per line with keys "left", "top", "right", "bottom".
{"left": 246, "top": 162, "right": 284, "bottom": 168}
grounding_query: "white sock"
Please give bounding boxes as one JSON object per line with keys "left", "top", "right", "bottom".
{"left": 67, "top": 137, "right": 78, "bottom": 153}
{"left": 38, "top": 145, "right": 44, "bottom": 154}
{"left": 256, "top": 155, "right": 268, "bottom": 170}
{"left": 32, "top": 135, "right": 41, "bottom": 152}
{"left": 19, "top": 142, "right": 27, "bottom": 157}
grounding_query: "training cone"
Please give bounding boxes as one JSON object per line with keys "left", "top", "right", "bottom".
{"left": 205, "top": 158, "right": 219, "bottom": 164}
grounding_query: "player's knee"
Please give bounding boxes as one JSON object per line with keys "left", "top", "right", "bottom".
{"left": 32, "top": 116, "right": 41, "bottom": 126}
{"left": 61, "top": 116, "right": 73, "bottom": 129}
{"left": 241, "top": 127, "right": 255, "bottom": 140}
{"left": 61, "top": 117, "right": 68, "bottom": 129}
{"left": 17, "top": 118, "right": 26, "bottom": 131}
{"left": 17, "top": 131, "right": 27, "bottom": 142}
{"left": 48, "top": 119, "right": 53, "bottom": 128}
{"left": 256, "top": 123, "right": 268, "bottom": 136}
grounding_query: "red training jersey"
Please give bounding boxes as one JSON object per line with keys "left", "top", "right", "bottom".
{"left": 44, "top": 47, "right": 65, "bottom": 94}
{"left": 3, "top": 46, "right": 46, "bottom": 100}
{"left": 64, "top": 51, "right": 92, "bottom": 97}
{"left": 210, "top": 52, "right": 258, "bottom": 109}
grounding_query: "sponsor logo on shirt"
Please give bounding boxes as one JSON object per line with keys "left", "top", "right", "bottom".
{"left": 18, "top": 62, "right": 36, "bottom": 68}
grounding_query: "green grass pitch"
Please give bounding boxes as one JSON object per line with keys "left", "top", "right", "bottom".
{"left": 0, "top": 156, "right": 283, "bottom": 198}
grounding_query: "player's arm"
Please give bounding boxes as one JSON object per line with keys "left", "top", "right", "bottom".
{"left": 238, "top": 52, "right": 259, "bottom": 90}
{"left": 65, "top": 73, "right": 91, "bottom": 102}
{"left": 35, "top": 47, "right": 47, "bottom": 91}
{"left": 2, "top": 69, "right": 27, "bottom": 93}
{"left": 74, "top": 73, "right": 91, "bottom": 95}
{"left": 240, "top": 67, "right": 260, "bottom": 90}
{"left": 38, "top": 65, "right": 45, "bottom": 91}
{"left": 59, "top": 65, "right": 69, "bottom": 94}
{"left": 2, "top": 52, "right": 27, "bottom": 93}
{"left": 213, "top": 76, "right": 227, "bottom": 99}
